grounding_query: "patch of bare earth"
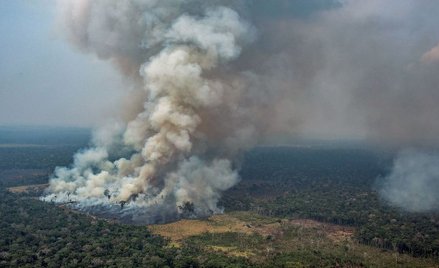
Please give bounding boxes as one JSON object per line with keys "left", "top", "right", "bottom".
{"left": 289, "top": 219, "right": 354, "bottom": 242}
{"left": 148, "top": 214, "right": 253, "bottom": 243}
{"left": 149, "top": 213, "right": 353, "bottom": 244}
{"left": 8, "top": 183, "right": 49, "bottom": 193}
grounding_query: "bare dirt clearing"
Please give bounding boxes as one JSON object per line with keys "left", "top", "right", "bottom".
{"left": 149, "top": 212, "right": 353, "bottom": 244}
{"left": 8, "top": 183, "right": 48, "bottom": 193}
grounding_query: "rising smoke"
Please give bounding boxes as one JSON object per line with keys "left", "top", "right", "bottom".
{"left": 43, "top": 0, "right": 439, "bottom": 220}
{"left": 379, "top": 149, "right": 439, "bottom": 212}
{"left": 43, "top": 0, "right": 257, "bottom": 223}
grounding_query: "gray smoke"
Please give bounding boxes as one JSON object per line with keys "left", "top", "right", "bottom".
{"left": 43, "top": 0, "right": 439, "bottom": 220}
{"left": 380, "top": 149, "right": 439, "bottom": 212}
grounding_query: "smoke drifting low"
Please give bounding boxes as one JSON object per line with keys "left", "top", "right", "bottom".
{"left": 380, "top": 150, "right": 439, "bottom": 212}
{"left": 43, "top": 0, "right": 439, "bottom": 221}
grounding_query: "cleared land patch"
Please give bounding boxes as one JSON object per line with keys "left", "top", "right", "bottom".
{"left": 149, "top": 212, "right": 438, "bottom": 267}
{"left": 8, "top": 183, "right": 48, "bottom": 193}
{"left": 148, "top": 213, "right": 254, "bottom": 243}
{"left": 149, "top": 212, "right": 353, "bottom": 243}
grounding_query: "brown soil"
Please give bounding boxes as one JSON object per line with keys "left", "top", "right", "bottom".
{"left": 8, "top": 183, "right": 48, "bottom": 193}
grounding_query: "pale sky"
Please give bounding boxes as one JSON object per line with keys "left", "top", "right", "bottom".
{"left": 0, "top": 1, "right": 124, "bottom": 127}
{"left": 0, "top": 0, "right": 338, "bottom": 128}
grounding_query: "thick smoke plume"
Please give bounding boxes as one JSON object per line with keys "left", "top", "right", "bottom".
{"left": 43, "top": 0, "right": 257, "bottom": 223}
{"left": 43, "top": 0, "right": 439, "bottom": 220}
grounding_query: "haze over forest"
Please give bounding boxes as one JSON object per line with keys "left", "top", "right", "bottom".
{"left": 2, "top": 1, "right": 439, "bottom": 267}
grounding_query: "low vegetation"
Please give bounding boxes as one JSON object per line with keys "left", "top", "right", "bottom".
{"left": 222, "top": 146, "right": 439, "bottom": 259}
{"left": 152, "top": 211, "right": 438, "bottom": 267}
{"left": 1, "top": 129, "right": 439, "bottom": 267}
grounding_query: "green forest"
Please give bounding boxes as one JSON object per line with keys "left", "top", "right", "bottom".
{"left": 223, "top": 147, "right": 439, "bottom": 258}
{"left": 1, "top": 135, "right": 439, "bottom": 267}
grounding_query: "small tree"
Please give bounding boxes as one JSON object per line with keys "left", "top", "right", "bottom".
{"left": 178, "top": 201, "right": 195, "bottom": 218}
{"left": 103, "top": 189, "right": 111, "bottom": 200}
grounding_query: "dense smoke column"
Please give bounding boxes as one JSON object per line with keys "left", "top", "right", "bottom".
{"left": 43, "top": 1, "right": 439, "bottom": 219}
{"left": 43, "top": 0, "right": 256, "bottom": 223}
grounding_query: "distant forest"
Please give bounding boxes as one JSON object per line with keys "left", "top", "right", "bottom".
{"left": 1, "top": 127, "right": 439, "bottom": 267}
{"left": 0, "top": 126, "right": 90, "bottom": 145}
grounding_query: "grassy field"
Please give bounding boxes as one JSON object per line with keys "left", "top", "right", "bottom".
{"left": 8, "top": 183, "right": 48, "bottom": 193}
{"left": 150, "top": 211, "right": 439, "bottom": 267}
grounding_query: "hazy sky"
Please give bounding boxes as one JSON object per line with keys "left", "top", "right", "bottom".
{"left": 0, "top": 0, "right": 336, "bottom": 129}
{"left": 0, "top": 0, "right": 341, "bottom": 129}
{"left": 0, "top": 1, "right": 124, "bottom": 127}
{"left": 2, "top": 0, "right": 438, "bottom": 145}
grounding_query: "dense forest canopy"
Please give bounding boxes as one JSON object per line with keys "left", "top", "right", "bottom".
{"left": 1, "top": 127, "right": 439, "bottom": 267}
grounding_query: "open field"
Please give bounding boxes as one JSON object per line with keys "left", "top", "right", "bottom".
{"left": 149, "top": 213, "right": 254, "bottom": 243}
{"left": 8, "top": 183, "right": 48, "bottom": 193}
{"left": 150, "top": 211, "right": 439, "bottom": 267}
{"left": 150, "top": 212, "right": 354, "bottom": 244}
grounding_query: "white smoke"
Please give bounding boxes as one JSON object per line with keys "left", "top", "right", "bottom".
{"left": 43, "top": 0, "right": 439, "bottom": 220}
{"left": 43, "top": 0, "right": 255, "bottom": 223}
{"left": 379, "top": 149, "right": 439, "bottom": 212}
